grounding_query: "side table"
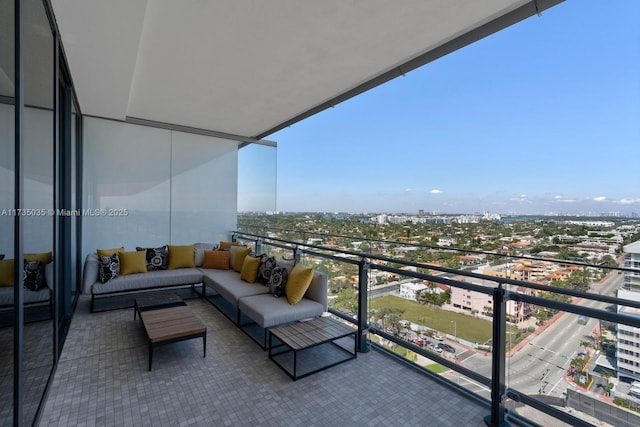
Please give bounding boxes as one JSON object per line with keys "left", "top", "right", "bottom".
{"left": 268, "top": 316, "right": 357, "bottom": 380}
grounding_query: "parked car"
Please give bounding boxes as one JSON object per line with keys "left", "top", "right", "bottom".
{"left": 428, "top": 343, "right": 442, "bottom": 353}
{"left": 412, "top": 338, "right": 428, "bottom": 347}
{"left": 438, "top": 343, "right": 456, "bottom": 353}
{"left": 433, "top": 334, "right": 443, "bottom": 341}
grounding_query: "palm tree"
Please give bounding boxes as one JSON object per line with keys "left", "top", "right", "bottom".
{"left": 580, "top": 340, "right": 591, "bottom": 355}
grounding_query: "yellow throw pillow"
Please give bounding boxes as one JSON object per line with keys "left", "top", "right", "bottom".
{"left": 202, "top": 250, "right": 230, "bottom": 270}
{"left": 285, "top": 264, "right": 314, "bottom": 305}
{"left": 240, "top": 256, "right": 261, "bottom": 283}
{"left": 97, "top": 247, "right": 124, "bottom": 258}
{"left": 117, "top": 251, "right": 147, "bottom": 275}
{"left": 0, "top": 259, "right": 15, "bottom": 287}
{"left": 25, "top": 252, "right": 53, "bottom": 264}
{"left": 231, "top": 246, "right": 252, "bottom": 272}
{"left": 167, "top": 245, "right": 195, "bottom": 269}
{"left": 219, "top": 241, "right": 241, "bottom": 250}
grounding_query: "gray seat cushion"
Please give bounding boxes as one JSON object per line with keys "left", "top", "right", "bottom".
{"left": 0, "top": 287, "right": 51, "bottom": 306}
{"left": 238, "top": 293, "right": 324, "bottom": 328}
{"left": 201, "top": 269, "right": 269, "bottom": 304}
{"left": 91, "top": 268, "right": 203, "bottom": 295}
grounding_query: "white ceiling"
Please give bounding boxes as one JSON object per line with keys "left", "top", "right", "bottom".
{"left": 51, "top": 0, "right": 562, "bottom": 141}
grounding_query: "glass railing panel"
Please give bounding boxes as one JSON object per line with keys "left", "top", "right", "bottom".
{"left": 366, "top": 268, "right": 494, "bottom": 395}
{"left": 503, "top": 268, "right": 640, "bottom": 426}
{"left": 233, "top": 227, "right": 640, "bottom": 426}
{"left": 298, "top": 251, "right": 360, "bottom": 321}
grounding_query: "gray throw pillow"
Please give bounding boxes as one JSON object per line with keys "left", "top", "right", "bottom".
{"left": 99, "top": 254, "right": 120, "bottom": 283}
{"left": 269, "top": 266, "right": 288, "bottom": 297}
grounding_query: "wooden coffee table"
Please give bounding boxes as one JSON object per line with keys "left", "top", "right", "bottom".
{"left": 139, "top": 306, "right": 207, "bottom": 371}
{"left": 268, "top": 316, "right": 357, "bottom": 380}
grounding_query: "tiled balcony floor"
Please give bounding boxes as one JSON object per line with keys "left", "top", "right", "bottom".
{"left": 39, "top": 295, "right": 488, "bottom": 426}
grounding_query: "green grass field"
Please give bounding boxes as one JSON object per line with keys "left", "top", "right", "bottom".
{"left": 370, "top": 295, "right": 493, "bottom": 344}
{"left": 424, "top": 363, "right": 449, "bottom": 374}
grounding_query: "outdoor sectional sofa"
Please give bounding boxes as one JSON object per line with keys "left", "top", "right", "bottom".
{"left": 82, "top": 243, "right": 328, "bottom": 347}
{"left": 202, "top": 263, "right": 328, "bottom": 347}
{"left": 0, "top": 254, "right": 54, "bottom": 311}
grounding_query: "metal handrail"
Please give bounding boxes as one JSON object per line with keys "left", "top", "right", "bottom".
{"left": 237, "top": 223, "right": 639, "bottom": 273}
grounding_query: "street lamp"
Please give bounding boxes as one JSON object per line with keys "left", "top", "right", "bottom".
{"left": 451, "top": 320, "right": 457, "bottom": 342}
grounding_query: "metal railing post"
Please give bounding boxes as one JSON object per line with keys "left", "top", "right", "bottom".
{"left": 485, "top": 284, "right": 509, "bottom": 427}
{"left": 357, "top": 259, "right": 370, "bottom": 353}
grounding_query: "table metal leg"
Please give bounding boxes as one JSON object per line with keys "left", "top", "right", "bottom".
{"left": 148, "top": 343, "right": 153, "bottom": 371}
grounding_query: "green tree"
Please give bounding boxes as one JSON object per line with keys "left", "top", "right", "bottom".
{"left": 331, "top": 287, "right": 358, "bottom": 316}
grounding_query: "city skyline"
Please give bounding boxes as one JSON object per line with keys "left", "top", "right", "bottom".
{"left": 272, "top": 0, "right": 640, "bottom": 215}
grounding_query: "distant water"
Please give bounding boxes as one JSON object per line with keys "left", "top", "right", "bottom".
{"left": 501, "top": 216, "right": 544, "bottom": 223}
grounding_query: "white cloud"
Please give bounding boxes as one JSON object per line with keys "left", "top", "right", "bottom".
{"left": 404, "top": 188, "right": 413, "bottom": 193}
{"left": 593, "top": 196, "right": 607, "bottom": 202}
{"left": 618, "top": 198, "right": 640, "bottom": 205}
{"left": 431, "top": 189, "right": 443, "bottom": 194}
{"left": 553, "top": 195, "right": 577, "bottom": 203}
{"left": 510, "top": 194, "right": 531, "bottom": 203}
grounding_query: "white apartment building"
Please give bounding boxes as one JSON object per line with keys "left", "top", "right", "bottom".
{"left": 617, "top": 241, "right": 640, "bottom": 382}
{"left": 399, "top": 280, "right": 428, "bottom": 301}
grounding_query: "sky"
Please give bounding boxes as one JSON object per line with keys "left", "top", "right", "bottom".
{"left": 270, "top": 0, "right": 640, "bottom": 216}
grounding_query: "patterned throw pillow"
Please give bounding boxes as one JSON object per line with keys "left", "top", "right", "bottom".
{"left": 136, "top": 246, "right": 168, "bottom": 271}
{"left": 23, "top": 259, "right": 45, "bottom": 291}
{"left": 269, "top": 266, "right": 288, "bottom": 297}
{"left": 258, "top": 256, "right": 276, "bottom": 285}
{"left": 99, "top": 254, "right": 120, "bottom": 283}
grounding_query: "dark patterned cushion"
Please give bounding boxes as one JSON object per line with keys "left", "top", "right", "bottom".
{"left": 136, "top": 245, "right": 168, "bottom": 271}
{"left": 258, "top": 256, "right": 276, "bottom": 285}
{"left": 269, "top": 266, "right": 288, "bottom": 297}
{"left": 99, "top": 254, "right": 120, "bottom": 283}
{"left": 23, "top": 259, "right": 45, "bottom": 291}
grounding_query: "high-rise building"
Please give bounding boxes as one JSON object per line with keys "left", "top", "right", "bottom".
{"left": 617, "top": 241, "right": 640, "bottom": 382}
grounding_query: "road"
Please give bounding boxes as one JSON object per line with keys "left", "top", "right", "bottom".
{"left": 458, "top": 272, "right": 622, "bottom": 397}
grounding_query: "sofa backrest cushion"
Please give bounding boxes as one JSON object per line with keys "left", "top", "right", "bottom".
{"left": 304, "top": 271, "right": 328, "bottom": 311}
{"left": 194, "top": 243, "right": 217, "bottom": 267}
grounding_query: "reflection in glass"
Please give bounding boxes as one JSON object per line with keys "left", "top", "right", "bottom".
{"left": 238, "top": 142, "right": 277, "bottom": 213}
{"left": 21, "top": 0, "right": 55, "bottom": 423}
{"left": 237, "top": 142, "right": 277, "bottom": 233}
{"left": 83, "top": 117, "right": 243, "bottom": 261}
{"left": 171, "top": 132, "right": 238, "bottom": 244}
{"left": 0, "top": 1, "right": 15, "bottom": 422}
{"left": 69, "top": 100, "right": 79, "bottom": 307}
{"left": 82, "top": 117, "right": 172, "bottom": 254}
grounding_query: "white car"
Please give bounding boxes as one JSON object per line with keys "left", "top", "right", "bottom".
{"left": 428, "top": 343, "right": 443, "bottom": 353}
{"left": 433, "top": 334, "right": 443, "bottom": 341}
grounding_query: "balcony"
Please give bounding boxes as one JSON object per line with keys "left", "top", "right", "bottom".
{"left": 39, "top": 296, "right": 488, "bottom": 426}
{"left": 37, "top": 229, "right": 640, "bottom": 426}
